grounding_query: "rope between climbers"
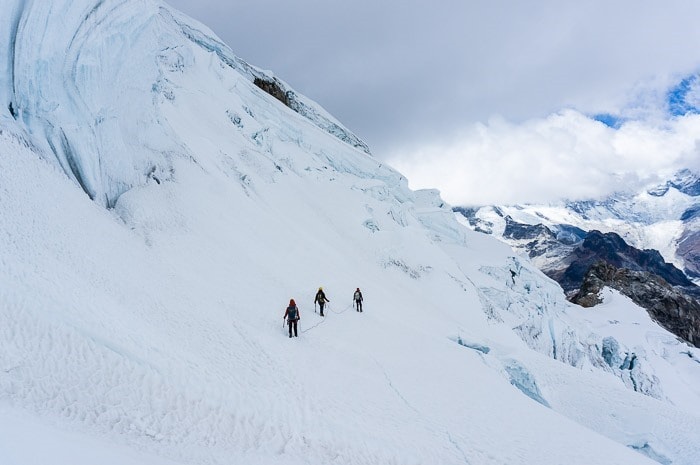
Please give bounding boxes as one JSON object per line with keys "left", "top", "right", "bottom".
{"left": 299, "top": 303, "right": 354, "bottom": 333}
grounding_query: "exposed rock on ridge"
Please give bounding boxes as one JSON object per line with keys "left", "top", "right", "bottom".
{"left": 547, "top": 230, "right": 693, "bottom": 296}
{"left": 572, "top": 261, "right": 700, "bottom": 347}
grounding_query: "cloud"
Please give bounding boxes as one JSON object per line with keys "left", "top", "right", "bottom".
{"left": 166, "top": 0, "right": 700, "bottom": 156}
{"left": 165, "top": 0, "right": 700, "bottom": 207}
{"left": 388, "top": 110, "right": 700, "bottom": 206}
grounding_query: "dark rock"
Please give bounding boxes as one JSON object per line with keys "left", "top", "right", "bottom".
{"left": 549, "top": 230, "right": 693, "bottom": 294}
{"left": 503, "top": 216, "right": 555, "bottom": 241}
{"left": 253, "top": 77, "right": 291, "bottom": 107}
{"left": 453, "top": 206, "right": 481, "bottom": 228}
{"left": 501, "top": 216, "right": 578, "bottom": 261}
{"left": 571, "top": 261, "right": 700, "bottom": 347}
{"left": 680, "top": 206, "right": 700, "bottom": 222}
{"left": 453, "top": 206, "right": 503, "bottom": 234}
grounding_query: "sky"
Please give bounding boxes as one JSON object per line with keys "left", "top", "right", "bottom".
{"left": 166, "top": 0, "right": 700, "bottom": 205}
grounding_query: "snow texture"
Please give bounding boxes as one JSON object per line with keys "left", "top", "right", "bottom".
{"left": 1, "top": 1, "right": 700, "bottom": 465}
{"left": 0, "top": 0, "right": 368, "bottom": 208}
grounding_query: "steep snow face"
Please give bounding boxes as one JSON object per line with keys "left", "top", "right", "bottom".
{"left": 0, "top": 0, "right": 368, "bottom": 208}
{"left": 2, "top": 1, "right": 700, "bottom": 465}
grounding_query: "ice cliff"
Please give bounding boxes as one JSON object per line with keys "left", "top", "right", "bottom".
{"left": 0, "top": 0, "right": 368, "bottom": 207}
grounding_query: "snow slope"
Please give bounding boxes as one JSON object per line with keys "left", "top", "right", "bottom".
{"left": 0, "top": 0, "right": 368, "bottom": 209}
{"left": 2, "top": 1, "right": 700, "bottom": 464}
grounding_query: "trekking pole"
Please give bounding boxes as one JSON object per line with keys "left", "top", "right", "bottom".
{"left": 314, "top": 302, "right": 317, "bottom": 314}
{"left": 282, "top": 317, "right": 286, "bottom": 329}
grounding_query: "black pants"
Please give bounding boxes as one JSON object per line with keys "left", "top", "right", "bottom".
{"left": 319, "top": 303, "right": 325, "bottom": 316}
{"left": 288, "top": 319, "right": 298, "bottom": 337}
{"left": 355, "top": 300, "right": 362, "bottom": 312}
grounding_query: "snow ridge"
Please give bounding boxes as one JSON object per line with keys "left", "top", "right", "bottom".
{"left": 2, "top": 0, "right": 369, "bottom": 208}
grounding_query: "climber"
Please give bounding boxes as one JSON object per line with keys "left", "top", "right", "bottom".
{"left": 353, "top": 287, "right": 363, "bottom": 312}
{"left": 314, "top": 287, "right": 330, "bottom": 317}
{"left": 283, "top": 299, "right": 300, "bottom": 338}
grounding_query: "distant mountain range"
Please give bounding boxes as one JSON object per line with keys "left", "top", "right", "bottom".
{"left": 456, "top": 170, "right": 700, "bottom": 347}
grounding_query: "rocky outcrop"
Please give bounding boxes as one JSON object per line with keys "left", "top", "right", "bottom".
{"left": 503, "top": 216, "right": 555, "bottom": 241}
{"left": 572, "top": 261, "right": 700, "bottom": 347}
{"left": 503, "top": 217, "right": 558, "bottom": 259}
{"left": 456, "top": 204, "right": 700, "bottom": 348}
{"left": 544, "top": 230, "right": 700, "bottom": 347}
{"left": 253, "top": 77, "right": 290, "bottom": 107}
{"left": 453, "top": 206, "right": 494, "bottom": 234}
{"left": 547, "top": 230, "right": 693, "bottom": 295}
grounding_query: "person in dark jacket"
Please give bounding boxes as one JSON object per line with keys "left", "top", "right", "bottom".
{"left": 314, "top": 287, "right": 330, "bottom": 316}
{"left": 284, "top": 299, "right": 300, "bottom": 338}
{"left": 353, "top": 287, "right": 363, "bottom": 312}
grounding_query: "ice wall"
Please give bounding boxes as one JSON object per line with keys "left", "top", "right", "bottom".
{"left": 1, "top": 0, "right": 370, "bottom": 207}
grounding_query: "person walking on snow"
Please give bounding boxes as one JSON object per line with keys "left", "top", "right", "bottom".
{"left": 353, "top": 287, "right": 363, "bottom": 312}
{"left": 284, "top": 299, "right": 300, "bottom": 338}
{"left": 314, "top": 287, "right": 330, "bottom": 317}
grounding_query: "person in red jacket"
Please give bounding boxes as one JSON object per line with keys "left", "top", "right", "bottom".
{"left": 283, "top": 299, "right": 300, "bottom": 338}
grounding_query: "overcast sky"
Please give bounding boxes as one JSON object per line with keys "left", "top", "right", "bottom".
{"left": 167, "top": 0, "right": 700, "bottom": 205}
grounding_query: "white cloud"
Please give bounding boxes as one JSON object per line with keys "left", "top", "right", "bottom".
{"left": 165, "top": 0, "right": 700, "bottom": 156}
{"left": 389, "top": 110, "right": 700, "bottom": 206}
{"left": 166, "top": 0, "right": 700, "bottom": 207}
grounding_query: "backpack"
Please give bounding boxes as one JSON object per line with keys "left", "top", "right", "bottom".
{"left": 354, "top": 291, "right": 362, "bottom": 301}
{"left": 287, "top": 306, "right": 298, "bottom": 321}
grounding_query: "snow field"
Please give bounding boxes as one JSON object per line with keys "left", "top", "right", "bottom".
{"left": 2, "top": 1, "right": 700, "bottom": 463}
{"left": 0, "top": 111, "right": 670, "bottom": 465}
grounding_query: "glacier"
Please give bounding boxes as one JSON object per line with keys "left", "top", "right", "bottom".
{"left": 1, "top": 0, "right": 368, "bottom": 208}
{"left": 1, "top": 1, "right": 700, "bottom": 464}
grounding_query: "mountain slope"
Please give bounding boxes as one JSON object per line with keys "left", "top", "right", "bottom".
{"left": 458, "top": 177, "right": 700, "bottom": 349}
{"left": 2, "top": 1, "right": 700, "bottom": 464}
{"left": 459, "top": 170, "right": 700, "bottom": 280}
{"left": 548, "top": 230, "right": 694, "bottom": 293}
{"left": 3, "top": 125, "right": 684, "bottom": 465}
{"left": 1, "top": 0, "right": 368, "bottom": 208}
